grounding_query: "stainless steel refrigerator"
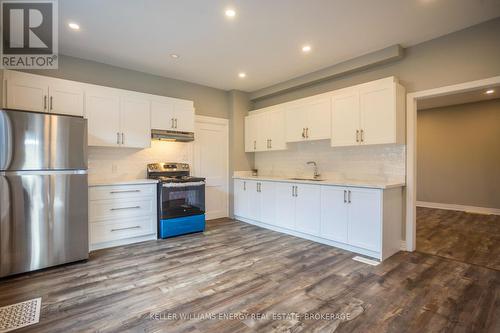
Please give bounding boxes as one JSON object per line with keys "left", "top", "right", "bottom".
{"left": 0, "top": 109, "right": 88, "bottom": 277}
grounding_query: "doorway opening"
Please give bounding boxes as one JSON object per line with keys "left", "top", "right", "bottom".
{"left": 406, "top": 76, "right": 500, "bottom": 267}
{"left": 416, "top": 88, "right": 500, "bottom": 269}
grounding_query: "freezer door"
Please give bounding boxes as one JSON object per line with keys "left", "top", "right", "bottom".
{"left": 0, "top": 171, "right": 88, "bottom": 277}
{"left": 0, "top": 109, "right": 87, "bottom": 171}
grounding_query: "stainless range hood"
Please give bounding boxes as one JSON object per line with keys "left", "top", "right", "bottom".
{"left": 151, "top": 129, "right": 194, "bottom": 142}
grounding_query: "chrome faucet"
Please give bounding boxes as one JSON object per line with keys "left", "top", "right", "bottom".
{"left": 307, "top": 161, "right": 321, "bottom": 179}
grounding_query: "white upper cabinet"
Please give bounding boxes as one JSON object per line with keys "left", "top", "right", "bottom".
{"left": 48, "top": 81, "right": 84, "bottom": 117}
{"left": 244, "top": 114, "right": 259, "bottom": 152}
{"left": 86, "top": 86, "right": 151, "bottom": 148}
{"left": 150, "top": 96, "right": 195, "bottom": 133}
{"left": 151, "top": 98, "right": 175, "bottom": 130}
{"left": 285, "top": 102, "right": 308, "bottom": 142}
{"left": 120, "top": 93, "right": 151, "bottom": 148}
{"left": 303, "top": 97, "right": 331, "bottom": 141}
{"left": 86, "top": 87, "right": 121, "bottom": 147}
{"left": 285, "top": 96, "right": 331, "bottom": 142}
{"left": 4, "top": 70, "right": 84, "bottom": 116}
{"left": 3, "top": 70, "right": 195, "bottom": 149}
{"left": 174, "top": 100, "right": 195, "bottom": 132}
{"left": 5, "top": 71, "right": 48, "bottom": 112}
{"left": 331, "top": 77, "right": 406, "bottom": 147}
{"left": 244, "top": 106, "right": 286, "bottom": 152}
{"left": 244, "top": 76, "right": 405, "bottom": 152}
{"left": 331, "top": 91, "right": 360, "bottom": 147}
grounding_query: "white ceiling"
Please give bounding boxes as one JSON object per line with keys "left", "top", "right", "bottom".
{"left": 58, "top": 0, "right": 500, "bottom": 92}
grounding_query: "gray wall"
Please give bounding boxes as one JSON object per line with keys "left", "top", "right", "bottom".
{"left": 21, "top": 55, "right": 230, "bottom": 119}
{"left": 228, "top": 90, "right": 255, "bottom": 217}
{"left": 417, "top": 99, "right": 500, "bottom": 209}
{"left": 253, "top": 18, "right": 500, "bottom": 109}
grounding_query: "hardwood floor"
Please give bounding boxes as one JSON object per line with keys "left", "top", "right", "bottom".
{"left": 1, "top": 218, "right": 499, "bottom": 332}
{"left": 417, "top": 207, "right": 500, "bottom": 271}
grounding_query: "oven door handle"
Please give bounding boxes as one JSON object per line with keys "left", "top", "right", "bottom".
{"left": 162, "top": 181, "right": 205, "bottom": 188}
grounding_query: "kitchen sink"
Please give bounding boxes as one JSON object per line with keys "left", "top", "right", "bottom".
{"left": 288, "top": 177, "right": 325, "bottom": 181}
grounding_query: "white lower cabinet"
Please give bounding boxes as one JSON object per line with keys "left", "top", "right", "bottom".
{"left": 294, "top": 184, "right": 321, "bottom": 236}
{"left": 274, "top": 182, "right": 296, "bottom": 230}
{"left": 234, "top": 179, "right": 250, "bottom": 218}
{"left": 259, "top": 181, "right": 276, "bottom": 225}
{"left": 234, "top": 178, "right": 403, "bottom": 261}
{"left": 234, "top": 179, "right": 276, "bottom": 225}
{"left": 89, "top": 183, "right": 158, "bottom": 250}
{"left": 347, "top": 188, "right": 381, "bottom": 252}
{"left": 320, "top": 186, "right": 348, "bottom": 243}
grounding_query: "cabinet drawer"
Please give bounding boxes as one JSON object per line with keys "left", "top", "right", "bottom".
{"left": 90, "top": 197, "right": 156, "bottom": 221}
{"left": 90, "top": 216, "right": 155, "bottom": 244}
{"left": 89, "top": 184, "right": 156, "bottom": 201}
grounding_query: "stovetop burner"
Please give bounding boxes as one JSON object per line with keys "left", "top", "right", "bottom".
{"left": 155, "top": 175, "right": 205, "bottom": 183}
{"left": 147, "top": 163, "right": 205, "bottom": 183}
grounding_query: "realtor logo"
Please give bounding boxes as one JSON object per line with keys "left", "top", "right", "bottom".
{"left": 1, "top": 0, "right": 58, "bottom": 68}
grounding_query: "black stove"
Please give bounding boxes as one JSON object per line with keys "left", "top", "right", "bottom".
{"left": 147, "top": 163, "right": 206, "bottom": 239}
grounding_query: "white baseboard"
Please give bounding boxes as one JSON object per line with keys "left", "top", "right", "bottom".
{"left": 416, "top": 201, "right": 500, "bottom": 216}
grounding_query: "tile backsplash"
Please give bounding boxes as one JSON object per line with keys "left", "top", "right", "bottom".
{"left": 254, "top": 140, "right": 406, "bottom": 182}
{"left": 88, "top": 140, "right": 193, "bottom": 183}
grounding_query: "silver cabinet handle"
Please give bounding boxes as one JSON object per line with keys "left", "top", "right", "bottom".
{"left": 305, "top": 128, "right": 309, "bottom": 139}
{"left": 243, "top": 181, "right": 246, "bottom": 191}
{"left": 295, "top": 186, "right": 298, "bottom": 197}
{"left": 49, "top": 96, "right": 53, "bottom": 110}
{"left": 117, "top": 132, "right": 120, "bottom": 144}
{"left": 356, "top": 130, "right": 360, "bottom": 142}
{"left": 175, "top": 118, "right": 178, "bottom": 128}
{"left": 111, "top": 226, "right": 141, "bottom": 232}
{"left": 360, "top": 129, "right": 364, "bottom": 143}
{"left": 291, "top": 186, "right": 294, "bottom": 197}
{"left": 121, "top": 132, "right": 124, "bottom": 144}
{"left": 110, "top": 190, "right": 141, "bottom": 194}
{"left": 348, "top": 190, "right": 351, "bottom": 203}
{"left": 302, "top": 128, "right": 306, "bottom": 139}
{"left": 269, "top": 139, "right": 272, "bottom": 148}
{"left": 110, "top": 206, "right": 140, "bottom": 211}
{"left": 44, "top": 95, "right": 47, "bottom": 110}
{"left": 253, "top": 140, "right": 256, "bottom": 150}
{"left": 171, "top": 118, "right": 174, "bottom": 128}
{"left": 344, "top": 190, "right": 347, "bottom": 203}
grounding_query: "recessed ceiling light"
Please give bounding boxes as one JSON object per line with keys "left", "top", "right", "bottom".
{"left": 238, "top": 72, "right": 246, "bottom": 78}
{"left": 302, "top": 45, "right": 312, "bottom": 53}
{"left": 68, "top": 22, "right": 80, "bottom": 30}
{"left": 170, "top": 54, "right": 179, "bottom": 59}
{"left": 225, "top": 9, "right": 236, "bottom": 18}
{"left": 485, "top": 89, "right": 495, "bottom": 94}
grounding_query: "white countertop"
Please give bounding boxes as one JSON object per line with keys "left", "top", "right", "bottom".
{"left": 88, "top": 179, "right": 158, "bottom": 187}
{"left": 233, "top": 175, "right": 405, "bottom": 189}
